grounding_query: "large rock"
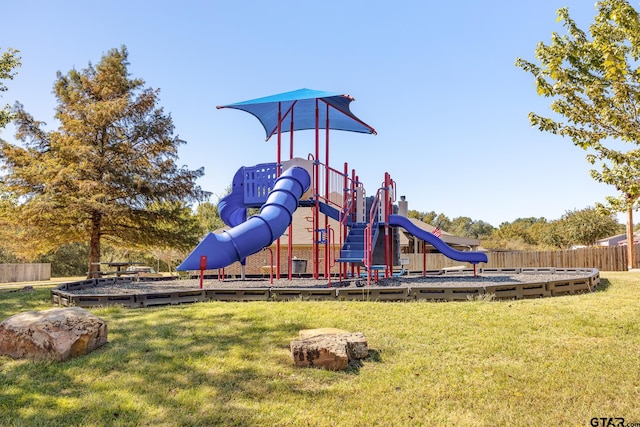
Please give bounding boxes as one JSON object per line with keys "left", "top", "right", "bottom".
{"left": 0, "top": 307, "right": 107, "bottom": 361}
{"left": 290, "top": 329, "right": 368, "bottom": 370}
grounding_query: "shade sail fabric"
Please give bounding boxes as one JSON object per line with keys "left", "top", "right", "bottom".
{"left": 217, "top": 88, "right": 376, "bottom": 140}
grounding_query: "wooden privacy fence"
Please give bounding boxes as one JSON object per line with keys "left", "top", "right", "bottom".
{"left": 405, "top": 244, "right": 639, "bottom": 272}
{"left": 0, "top": 263, "right": 51, "bottom": 283}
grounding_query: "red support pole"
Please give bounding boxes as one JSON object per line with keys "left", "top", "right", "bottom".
{"left": 276, "top": 103, "right": 282, "bottom": 279}
{"left": 365, "top": 225, "right": 371, "bottom": 287}
{"left": 384, "top": 173, "right": 392, "bottom": 278}
{"left": 287, "top": 108, "right": 294, "bottom": 280}
{"left": 287, "top": 224, "right": 293, "bottom": 280}
{"left": 289, "top": 109, "right": 294, "bottom": 160}
{"left": 312, "top": 204, "right": 319, "bottom": 279}
{"left": 351, "top": 169, "right": 358, "bottom": 280}
{"left": 389, "top": 176, "right": 395, "bottom": 277}
{"left": 277, "top": 102, "right": 282, "bottom": 168}
{"left": 264, "top": 247, "right": 274, "bottom": 285}
{"left": 325, "top": 104, "right": 330, "bottom": 201}
{"left": 326, "top": 224, "right": 332, "bottom": 287}
{"left": 315, "top": 99, "right": 319, "bottom": 163}
{"left": 423, "top": 247, "right": 426, "bottom": 277}
{"left": 341, "top": 161, "right": 348, "bottom": 280}
{"left": 199, "top": 256, "right": 207, "bottom": 289}
{"left": 324, "top": 104, "right": 330, "bottom": 279}
{"left": 353, "top": 170, "right": 359, "bottom": 226}
{"left": 313, "top": 99, "right": 320, "bottom": 279}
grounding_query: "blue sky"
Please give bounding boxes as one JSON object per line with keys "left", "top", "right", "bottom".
{"left": 0, "top": 1, "right": 626, "bottom": 226}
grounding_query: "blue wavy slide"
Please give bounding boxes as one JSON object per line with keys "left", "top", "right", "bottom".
{"left": 388, "top": 214, "right": 488, "bottom": 264}
{"left": 177, "top": 166, "right": 311, "bottom": 271}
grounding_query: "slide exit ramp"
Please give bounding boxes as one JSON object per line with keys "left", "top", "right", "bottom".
{"left": 388, "top": 214, "right": 488, "bottom": 264}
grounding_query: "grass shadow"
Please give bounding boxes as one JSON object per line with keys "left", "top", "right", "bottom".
{"left": 366, "top": 348, "right": 382, "bottom": 363}
{"left": 596, "top": 277, "right": 611, "bottom": 292}
{"left": 346, "top": 348, "right": 382, "bottom": 374}
{"left": 0, "top": 301, "right": 323, "bottom": 426}
{"left": 0, "top": 287, "right": 53, "bottom": 319}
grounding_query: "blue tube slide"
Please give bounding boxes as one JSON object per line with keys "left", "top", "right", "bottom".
{"left": 388, "top": 214, "right": 488, "bottom": 264}
{"left": 177, "top": 166, "right": 311, "bottom": 271}
{"left": 218, "top": 167, "right": 247, "bottom": 227}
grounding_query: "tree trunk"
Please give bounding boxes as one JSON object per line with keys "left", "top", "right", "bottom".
{"left": 627, "top": 208, "right": 635, "bottom": 270}
{"left": 87, "top": 211, "right": 102, "bottom": 278}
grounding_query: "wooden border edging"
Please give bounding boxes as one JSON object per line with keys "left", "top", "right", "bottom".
{"left": 337, "top": 287, "right": 410, "bottom": 301}
{"left": 205, "top": 288, "right": 270, "bottom": 301}
{"left": 50, "top": 268, "right": 601, "bottom": 308}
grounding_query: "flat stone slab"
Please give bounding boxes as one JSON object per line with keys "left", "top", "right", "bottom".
{"left": 0, "top": 307, "right": 107, "bottom": 361}
{"left": 298, "top": 328, "right": 350, "bottom": 339}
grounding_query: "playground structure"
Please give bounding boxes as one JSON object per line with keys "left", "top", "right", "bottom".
{"left": 177, "top": 89, "right": 488, "bottom": 283}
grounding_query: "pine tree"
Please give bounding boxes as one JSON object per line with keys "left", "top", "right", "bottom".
{"left": 0, "top": 47, "right": 20, "bottom": 129}
{"left": 0, "top": 46, "right": 208, "bottom": 276}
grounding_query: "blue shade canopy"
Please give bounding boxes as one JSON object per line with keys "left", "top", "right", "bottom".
{"left": 217, "top": 88, "right": 376, "bottom": 140}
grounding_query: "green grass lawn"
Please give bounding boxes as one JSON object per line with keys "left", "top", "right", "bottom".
{"left": 1, "top": 272, "right": 639, "bottom": 426}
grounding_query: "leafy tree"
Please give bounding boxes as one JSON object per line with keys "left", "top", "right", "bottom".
{"left": 0, "top": 47, "right": 20, "bottom": 129}
{"left": 36, "top": 243, "right": 89, "bottom": 277}
{"left": 433, "top": 214, "right": 451, "bottom": 231}
{"left": 407, "top": 209, "right": 421, "bottom": 220}
{"left": 407, "top": 209, "right": 437, "bottom": 225}
{"left": 558, "top": 207, "right": 623, "bottom": 246}
{"left": 149, "top": 246, "right": 184, "bottom": 273}
{"left": 0, "top": 246, "right": 20, "bottom": 264}
{"left": 0, "top": 182, "right": 18, "bottom": 258}
{"left": 488, "top": 217, "right": 549, "bottom": 249}
{"left": 466, "top": 220, "right": 495, "bottom": 240}
{"left": 406, "top": 210, "right": 449, "bottom": 229}
{"left": 196, "top": 201, "right": 225, "bottom": 233}
{"left": 541, "top": 220, "right": 572, "bottom": 249}
{"left": 406, "top": 210, "right": 494, "bottom": 239}
{"left": 0, "top": 46, "right": 208, "bottom": 276}
{"left": 448, "top": 217, "right": 496, "bottom": 239}
{"left": 516, "top": 0, "right": 640, "bottom": 269}
{"left": 528, "top": 221, "right": 553, "bottom": 248}
{"left": 448, "top": 216, "right": 473, "bottom": 237}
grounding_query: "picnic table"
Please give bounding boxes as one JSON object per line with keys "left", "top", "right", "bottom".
{"left": 88, "top": 262, "right": 144, "bottom": 278}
